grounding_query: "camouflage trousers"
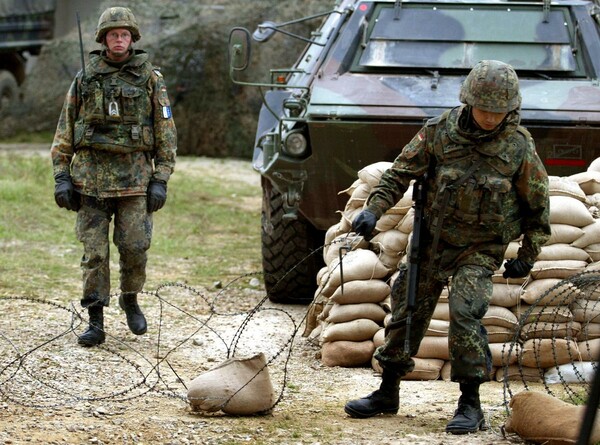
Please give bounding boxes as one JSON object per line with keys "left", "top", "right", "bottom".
{"left": 75, "top": 195, "right": 152, "bottom": 308}
{"left": 374, "top": 232, "right": 504, "bottom": 384}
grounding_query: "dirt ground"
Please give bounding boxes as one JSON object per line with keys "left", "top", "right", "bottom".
{"left": 0, "top": 148, "right": 531, "bottom": 445}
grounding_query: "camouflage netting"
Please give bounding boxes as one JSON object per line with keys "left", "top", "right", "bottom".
{"left": 0, "top": 0, "right": 326, "bottom": 157}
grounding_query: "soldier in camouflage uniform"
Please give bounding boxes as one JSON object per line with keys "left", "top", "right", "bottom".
{"left": 344, "top": 60, "right": 550, "bottom": 434}
{"left": 50, "top": 6, "right": 177, "bottom": 347}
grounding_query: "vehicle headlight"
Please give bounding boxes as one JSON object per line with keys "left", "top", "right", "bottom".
{"left": 283, "top": 131, "right": 308, "bottom": 157}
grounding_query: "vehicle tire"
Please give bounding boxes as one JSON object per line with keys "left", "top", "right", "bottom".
{"left": 0, "top": 71, "right": 18, "bottom": 113}
{"left": 261, "top": 179, "right": 325, "bottom": 304}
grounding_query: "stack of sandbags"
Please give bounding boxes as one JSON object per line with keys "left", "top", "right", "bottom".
{"left": 305, "top": 161, "right": 600, "bottom": 384}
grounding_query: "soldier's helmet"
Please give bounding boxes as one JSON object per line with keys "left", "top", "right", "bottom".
{"left": 459, "top": 60, "right": 521, "bottom": 113}
{"left": 95, "top": 6, "right": 141, "bottom": 43}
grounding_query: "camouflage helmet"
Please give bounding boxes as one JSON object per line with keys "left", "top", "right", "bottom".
{"left": 459, "top": 60, "right": 521, "bottom": 113}
{"left": 95, "top": 6, "right": 141, "bottom": 43}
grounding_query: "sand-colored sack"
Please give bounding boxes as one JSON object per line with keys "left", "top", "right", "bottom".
{"left": 585, "top": 243, "right": 600, "bottom": 262}
{"left": 432, "top": 302, "right": 450, "bottom": 321}
{"left": 579, "top": 322, "right": 600, "bottom": 341}
{"left": 530, "top": 260, "right": 588, "bottom": 280}
{"left": 326, "top": 302, "right": 387, "bottom": 324}
{"left": 521, "top": 321, "right": 581, "bottom": 340}
{"left": 371, "top": 229, "right": 410, "bottom": 257}
{"left": 302, "top": 291, "right": 328, "bottom": 337}
{"left": 572, "top": 298, "right": 600, "bottom": 323}
{"left": 187, "top": 353, "right": 276, "bottom": 415}
{"left": 487, "top": 325, "right": 514, "bottom": 343}
{"left": 329, "top": 279, "right": 390, "bottom": 304}
{"left": 491, "top": 283, "right": 523, "bottom": 307}
{"left": 323, "top": 234, "right": 368, "bottom": 266}
{"left": 373, "top": 327, "right": 385, "bottom": 347}
{"left": 357, "top": 161, "right": 392, "bottom": 188}
{"left": 496, "top": 365, "right": 542, "bottom": 382}
{"left": 321, "top": 318, "right": 381, "bottom": 343}
{"left": 578, "top": 338, "right": 600, "bottom": 361}
{"left": 537, "top": 244, "right": 590, "bottom": 262}
{"left": 549, "top": 195, "right": 595, "bottom": 227}
{"left": 415, "top": 336, "right": 449, "bottom": 360}
{"left": 572, "top": 220, "right": 600, "bottom": 248}
{"left": 521, "top": 278, "right": 581, "bottom": 306}
{"left": 396, "top": 208, "right": 414, "bottom": 233}
{"left": 426, "top": 318, "right": 450, "bottom": 337}
{"left": 504, "top": 241, "right": 520, "bottom": 259}
{"left": 521, "top": 338, "right": 580, "bottom": 368}
{"left": 512, "top": 304, "right": 574, "bottom": 324}
{"left": 483, "top": 305, "right": 518, "bottom": 329}
{"left": 343, "top": 182, "right": 371, "bottom": 211}
{"left": 320, "top": 249, "right": 391, "bottom": 297}
{"left": 505, "top": 390, "right": 600, "bottom": 445}
{"left": 321, "top": 340, "right": 375, "bottom": 367}
{"left": 589, "top": 158, "right": 600, "bottom": 173}
{"left": 546, "top": 223, "right": 584, "bottom": 245}
{"left": 570, "top": 170, "right": 600, "bottom": 195}
{"left": 490, "top": 342, "right": 519, "bottom": 367}
{"left": 548, "top": 175, "right": 587, "bottom": 201}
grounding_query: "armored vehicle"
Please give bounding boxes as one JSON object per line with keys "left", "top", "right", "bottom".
{"left": 229, "top": 0, "right": 600, "bottom": 304}
{"left": 0, "top": 0, "right": 55, "bottom": 112}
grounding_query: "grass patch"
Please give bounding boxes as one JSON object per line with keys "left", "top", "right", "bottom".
{"left": 0, "top": 152, "right": 262, "bottom": 300}
{"left": 0, "top": 130, "right": 55, "bottom": 144}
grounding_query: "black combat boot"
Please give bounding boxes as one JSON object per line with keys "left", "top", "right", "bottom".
{"left": 445, "top": 383, "right": 486, "bottom": 434}
{"left": 78, "top": 305, "right": 106, "bottom": 347}
{"left": 119, "top": 292, "right": 147, "bottom": 335}
{"left": 344, "top": 368, "right": 401, "bottom": 418}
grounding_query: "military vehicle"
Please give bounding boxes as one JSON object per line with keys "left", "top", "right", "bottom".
{"left": 0, "top": 0, "right": 56, "bottom": 112}
{"left": 228, "top": 0, "right": 600, "bottom": 304}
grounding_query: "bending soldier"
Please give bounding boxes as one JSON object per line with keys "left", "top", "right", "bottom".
{"left": 50, "top": 6, "right": 177, "bottom": 347}
{"left": 345, "top": 60, "right": 550, "bottom": 434}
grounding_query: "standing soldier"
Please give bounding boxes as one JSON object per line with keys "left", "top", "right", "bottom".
{"left": 51, "top": 6, "right": 177, "bottom": 347}
{"left": 344, "top": 60, "right": 550, "bottom": 434}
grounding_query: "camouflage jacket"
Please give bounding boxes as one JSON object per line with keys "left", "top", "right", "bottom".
{"left": 50, "top": 49, "right": 177, "bottom": 198}
{"left": 366, "top": 105, "right": 550, "bottom": 263}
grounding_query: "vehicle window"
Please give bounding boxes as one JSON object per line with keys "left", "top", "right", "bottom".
{"left": 354, "top": 4, "right": 577, "bottom": 73}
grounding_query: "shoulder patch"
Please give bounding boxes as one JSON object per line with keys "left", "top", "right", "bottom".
{"left": 153, "top": 68, "right": 163, "bottom": 78}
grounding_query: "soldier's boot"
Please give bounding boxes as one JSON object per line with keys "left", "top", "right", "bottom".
{"left": 344, "top": 368, "right": 401, "bottom": 418}
{"left": 78, "top": 305, "right": 106, "bottom": 347}
{"left": 119, "top": 292, "right": 147, "bottom": 335}
{"left": 445, "top": 383, "right": 486, "bottom": 434}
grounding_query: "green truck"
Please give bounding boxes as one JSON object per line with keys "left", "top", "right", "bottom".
{"left": 0, "top": 0, "right": 55, "bottom": 112}
{"left": 229, "top": 0, "right": 600, "bottom": 304}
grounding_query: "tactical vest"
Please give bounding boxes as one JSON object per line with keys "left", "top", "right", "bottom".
{"left": 74, "top": 52, "right": 154, "bottom": 153}
{"left": 425, "top": 109, "right": 528, "bottom": 247}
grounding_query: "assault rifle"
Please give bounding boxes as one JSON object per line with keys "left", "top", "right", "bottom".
{"left": 76, "top": 12, "right": 86, "bottom": 77}
{"left": 403, "top": 174, "right": 427, "bottom": 355}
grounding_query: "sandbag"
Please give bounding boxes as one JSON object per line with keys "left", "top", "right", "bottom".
{"left": 572, "top": 220, "right": 600, "bottom": 248}
{"left": 544, "top": 361, "right": 597, "bottom": 384}
{"left": 373, "top": 327, "right": 385, "bottom": 347}
{"left": 491, "top": 283, "right": 523, "bottom": 307}
{"left": 530, "top": 260, "right": 588, "bottom": 280}
{"left": 521, "top": 321, "right": 581, "bottom": 340}
{"left": 326, "top": 302, "right": 387, "bottom": 324}
{"left": 585, "top": 243, "right": 600, "bottom": 262}
{"left": 483, "top": 305, "right": 518, "bottom": 329}
{"left": 496, "top": 365, "right": 542, "bottom": 382}
{"left": 548, "top": 175, "right": 587, "bottom": 201}
{"left": 572, "top": 298, "right": 600, "bottom": 323}
{"left": 549, "top": 195, "right": 595, "bottom": 227}
{"left": 415, "top": 336, "right": 449, "bottom": 360}
{"left": 357, "top": 161, "right": 392, "bottom": 188}
{"left": 321, "top": 340, "right": 375, "bottom": 367}
{"left": 321, "top": 318, "right": 381, "bottom": 343}
{"left": 187, "top": 353, "right": 276, "bottom": 415}
{"left": 320, "top": 249, "right": 390, "bottom": 297}
{"left": 579, "top": 322, "right": 600, "bottom": 341}
{"left": 512, "top": 304, "right": 574, "bottom": 324}
{"left": 490, "top": 342, "right": 518, "bottom": 367}
{"left": 578, "top": 338, "right": 600, "bottom": 361}
{"left": 329, "top": 279, "right": 390, "bottom": 304}
{"left": 426, "top": 318, "right": 449, "bottom": 337}
{"left": 505, "top": 390, "right": 600, "bottom": 444}
{"left": 521, "top": 338, "right": 580, "bottom": 368}
{"left": 570, "top": 170, "right": 600, "bottom": 195}
{"left": 487, "top": 325, "right": 515, "bottom": 343}
{"left": 537, "top": 244, "right": 590, "bottom": 262}
{"left": 546, "top": 223, "right": 584, "bottom": 245}
{"left": 521, "top": 278, "right": 581, "bottom": 306}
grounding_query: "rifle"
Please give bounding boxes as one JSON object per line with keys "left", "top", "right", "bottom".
{"left": 403, "top": 174, "right": 427, "bottom": 355}
{"left": 76, "top": 12, "right": 86, "bottom": 77}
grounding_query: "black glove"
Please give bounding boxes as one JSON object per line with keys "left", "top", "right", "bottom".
{"left": 502, "top": 258, "right": 533, "bottom": 279}
{"left": 352, "top": 209, "right": 378, "bottom": 240}
{"left": 147, "top": 180, "right": 167, "bottom": 213}
{"left": 54, "top": 172, "right": 80, "bottom": 211}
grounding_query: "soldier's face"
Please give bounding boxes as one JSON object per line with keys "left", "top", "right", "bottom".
{"left": 472, "top": 107, "right": 508, "bottom": 131}
{"left": 105, "top": 28, "right": 132, "bottom": 62}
